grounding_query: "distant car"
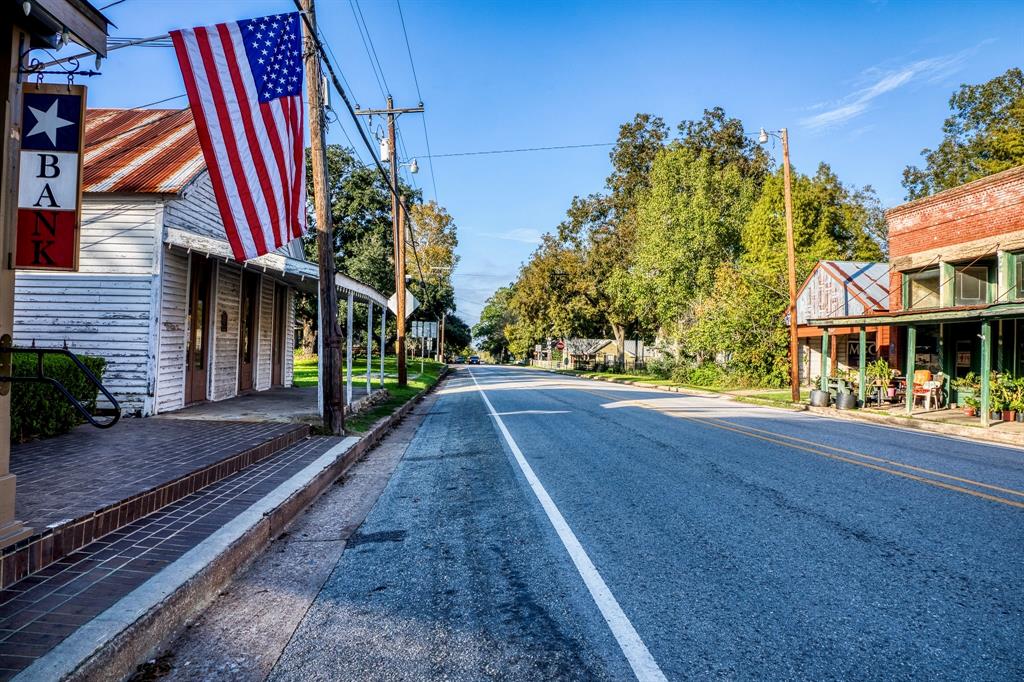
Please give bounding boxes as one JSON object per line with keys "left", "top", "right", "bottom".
{"left": 514, "top": 359, "right": 525, "bottom": 366}
{"left": 469, "top": 355, "right": 480, "bottom": 364}
{"left": 454, "top": 356, "right": 466, "bottom": 364}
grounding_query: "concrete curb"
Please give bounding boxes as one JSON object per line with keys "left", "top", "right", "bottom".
{"left": 531, "top": 366, "right": 1023, "bottom": 447}
{"left": 19, "top": 368, "right": 451, "bottom": 682}
{"left": 806, "top": 405, "right": 1024, "bottom": 449}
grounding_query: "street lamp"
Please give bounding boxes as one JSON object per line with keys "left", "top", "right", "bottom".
{"left": 759, "top": 127, "right": 800, "bottom": 403}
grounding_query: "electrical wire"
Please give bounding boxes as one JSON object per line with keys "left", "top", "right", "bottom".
{"left": 348, "top": 0, "right": 389, "bottom": 99}
{"left": 293, "top": 1, "right": 426, "bottom": 286}
{"left": 416, "top": 142, "right": 616, "bottom": 158}
{"left": 396, "top": 0, "right": 439, "bottom": 203}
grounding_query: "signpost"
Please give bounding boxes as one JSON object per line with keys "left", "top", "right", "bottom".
{"left": 15, "top": 84, "right": 86, "bottom": 271}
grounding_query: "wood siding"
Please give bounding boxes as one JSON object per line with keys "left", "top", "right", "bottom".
{"left": 13, "top": 198, "right": 159, "bottom": 414}
{"left": 163, "top": 172, "right": 227, "bottom": 241}
{"left": 14, "top": 274, "right": 153, "bottom": 412}
{"left": 78, "top": 199, "right": 158, "bottom": 274}
{"left": 255, "top": 276, "right": 274, "bottom": 391}
{"left": 155, "top": 248, "right": 189, "bottom": 413}
{"left": 211, "top": 263, "right": 241, "bottom": 401}
{"left": 284, "top": 288, "right": 295, "bottom": 386}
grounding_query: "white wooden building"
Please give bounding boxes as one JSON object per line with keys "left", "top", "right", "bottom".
{"left": 13, "top": 108, "right": 386, "bottom": 416}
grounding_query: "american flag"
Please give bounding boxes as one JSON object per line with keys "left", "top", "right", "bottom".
{"left": 170, "top": 12, "right": 306, "bottom": 261}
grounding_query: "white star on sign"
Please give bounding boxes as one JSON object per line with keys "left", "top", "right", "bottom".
{"left": 26, "top": 100, "right": 74, "bottom": 146}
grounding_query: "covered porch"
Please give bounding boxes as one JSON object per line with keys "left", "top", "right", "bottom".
{"left": 811, "top": 302, "right": 1024, "bottom": 428}
{"left": 164, "top": 230, "right": 392, "bottom": 421}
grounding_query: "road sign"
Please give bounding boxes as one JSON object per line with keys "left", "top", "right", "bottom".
{"left": 16, "top": 83, "right": 86, "bottom": 271}
{"left": 410, "top": 320, "right": 438, "bottom": 338}
{"left": 387, "top": 290, "right": 418, "bottom": 318}
{"left": 555, "top": 340, "right": 565, "bottom": 350}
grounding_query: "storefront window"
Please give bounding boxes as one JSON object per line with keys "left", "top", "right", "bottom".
{"left": 955, "top": 265, "right": 989, "bottom": 306}
{"left": 906, "top": 268, "right": 940, "bottom": 309}
{"left": 1016, "top": 254, "right": 1024, "bottom": 300}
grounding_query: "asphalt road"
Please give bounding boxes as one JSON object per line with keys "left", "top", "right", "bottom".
{"left": 270, "top": 365, "right": 1024, "bottom": 681}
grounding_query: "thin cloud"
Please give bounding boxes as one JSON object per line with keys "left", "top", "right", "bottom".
{"left": 483, "top": 228, "right": 543, "bottom": 245}
{"left": 801, "top": 44, "right": 986, "bottom": 131}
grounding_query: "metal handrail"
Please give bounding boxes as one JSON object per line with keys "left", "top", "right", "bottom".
{"left": 0, "top": 346, "right": 120, "bottom": 429}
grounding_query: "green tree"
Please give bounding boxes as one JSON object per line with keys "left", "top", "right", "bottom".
{"left": 558, "top": 114, "right": 669, "bottom": 363}
{"left": 903, "top": 67, "right": 1024, "bottom": 199}
{"left": 443, "top": 315, "right": 473, "bottom": 355}
{"left": 630, "top": 145, "right": 758, "bottom": 338}
{"left": 473, "top": 286, "right": 516, "bottom": 360}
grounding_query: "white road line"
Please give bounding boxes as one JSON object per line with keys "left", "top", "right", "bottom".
{"left": 468, "top": 369, "right": 667, "bottom": 682}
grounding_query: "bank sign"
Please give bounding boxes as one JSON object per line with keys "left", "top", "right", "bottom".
{"left": 15, "top": 83, "right": 86, "bottom": 271}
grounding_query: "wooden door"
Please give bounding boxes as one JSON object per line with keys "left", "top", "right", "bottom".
{"left": 272, "top": 284, "right": 287, "bottom": 387}
{"left": 185, "top": 256, "right": 213, "bottom": 404}
{"left": 238, "top": 271, "right": 260, "bottom": 392}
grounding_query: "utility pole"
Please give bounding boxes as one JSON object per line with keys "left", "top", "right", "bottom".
{"left": 439, "top": 313, "right": 445, "bottom": 361}
{"left": 301, "top": 0, "right": 344, "bottom": 433}
{"left": 781, "top": 129, "right": 800, "bottom": 403}
{"left": 355, "top": 97, "right": 423, "bottom": 386}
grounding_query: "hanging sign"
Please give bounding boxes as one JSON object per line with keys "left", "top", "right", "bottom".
{"left": 15, "top": 83, "right": 86, "bottom": 271}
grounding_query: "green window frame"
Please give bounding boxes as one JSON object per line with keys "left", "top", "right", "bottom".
{"left": 955, "top": 265, "right": 990, "bottom": 306}
{"left": 905, "top": 268, "right": 941, "bottom": 310}
{"left": 1016, "top": 253, "right": 1024, "bottom": 301}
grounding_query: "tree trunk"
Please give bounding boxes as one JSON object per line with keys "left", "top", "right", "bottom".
{"left": 301, "top": 317, "right": 316, "bottom": 357}
{"left": 612, "top": 324, "right": 626, "bottom": 371}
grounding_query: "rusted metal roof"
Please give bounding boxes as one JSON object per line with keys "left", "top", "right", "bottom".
{"left": 83, "top": 108, "right": 205, "bottom": 194}
{"left": 796, "top": 260, "right": 890, "bottom": 325}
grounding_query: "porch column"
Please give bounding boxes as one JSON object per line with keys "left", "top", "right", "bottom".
{"left": 346, "top": 292, "right": 354, "bottom": 406}
{"left": 980, "top": 320, "right": 992, "bottom": 427}
{"left": 366, "top": 303, "right": 373, "bottom": 393}
{"left": 938, "top": 323, "right": 949, "bottom": 405}
{"left": 906, "top": 324, "right": 916, "bottom": 416}
{"left": 819, "top": 328, "right": 829, "bottom": 392}
{"left": 380, "top": 308, "right": 386, "bottom": 388}
{"left": 858, "top": 326, "right": 867, "bottom": 405}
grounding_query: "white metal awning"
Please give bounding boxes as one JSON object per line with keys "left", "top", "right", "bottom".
{"left": 164, "top": 228, "right": 388, "bottom": 307}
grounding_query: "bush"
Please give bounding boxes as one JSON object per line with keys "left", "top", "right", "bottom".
{"left": 671, "top": 361, "right": 726, "bottom": 387}
{"left": 9, "top": 352, "right": 107, "bottom": 442}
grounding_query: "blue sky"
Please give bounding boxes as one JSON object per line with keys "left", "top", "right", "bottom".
{"left": 80, "top": 0, "right": 1023, "bottom": 324}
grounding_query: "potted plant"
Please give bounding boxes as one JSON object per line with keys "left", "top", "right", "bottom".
{"left": 1009, "top": 398, "right": 1024, "bottom": 423}
{"left": 865, "top": 359, "right": 895, "bottom": 403}
{"left": 963, "top": 395, "right": 980, "bottom": 417}
{"left": 951, "top": 371, "right": 979, "bottom": 408}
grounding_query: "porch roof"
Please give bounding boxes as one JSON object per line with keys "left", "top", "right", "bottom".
{"left": 808, "top": 301, "right": 1024, "bottom": 327}
{"left": 164, "top": 228, "right": 388, "bottom": 307}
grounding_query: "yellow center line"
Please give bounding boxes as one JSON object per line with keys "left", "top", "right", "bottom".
{"left": 583, "top": 388, "right": 1024, "bottom": 510}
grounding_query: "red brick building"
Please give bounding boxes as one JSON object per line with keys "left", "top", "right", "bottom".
{"left": 810, "top": 165, "right": 1024, "bottom": 424}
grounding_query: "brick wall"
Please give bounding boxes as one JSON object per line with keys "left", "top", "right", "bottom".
{"left": 889, "top": 271, "right": 903, "bottom": 311}
{"left": 887, "top": 166, "right": 1024, "bottom": 259}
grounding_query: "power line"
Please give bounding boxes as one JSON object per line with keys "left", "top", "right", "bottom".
{"left": 416, "top": 142, "right": 616, "bottom": 158}
{"left": 396, "top": 0, "right": 439, "bottom": 203}
{"left": 348, "top": 0, "right": 389, "bottom": 99}
{"left": 293, "top": 2, "right": 427, "bottom": 286}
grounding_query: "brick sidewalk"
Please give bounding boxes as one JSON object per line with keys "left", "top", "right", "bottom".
{"left": 0, "top": 436, "right": 342, "bottom": 679}
{"left": 12, "top": 419, "right": 303, "bottom": 530}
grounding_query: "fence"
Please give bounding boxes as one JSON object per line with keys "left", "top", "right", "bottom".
{"left": 530, "top": 357, "right": 648, "bottom": 373}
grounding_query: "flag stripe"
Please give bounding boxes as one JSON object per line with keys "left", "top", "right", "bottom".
{"left": 194, "top": 26, "right": 269, "bottom": 256}
{"left": 217, "top": 23, "right": 285, "bottom": 250}
{"left": 287, "top": 95, "right": 304, "bottom": 239}
{"left": 183, "top": 28, "right": 259, "bottom": 258}
{"left": 170, "top": 29, "right": 247, "bottom": 261}
{"left": 170, "top": 13, "right": 305, "bottom": 262}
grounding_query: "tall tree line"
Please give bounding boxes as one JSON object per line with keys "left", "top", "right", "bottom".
{"left": 479, "top": 68, "right": 1023, "bottom": 386}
